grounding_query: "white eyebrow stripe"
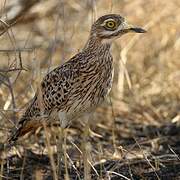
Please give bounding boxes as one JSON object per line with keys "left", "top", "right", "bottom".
{"left": 104, "top": 18, "right": 116, "bottom": 22}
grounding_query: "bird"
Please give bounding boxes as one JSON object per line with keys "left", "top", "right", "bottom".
{"left": 8, "top": 14, "right": 146, "bottom": 144}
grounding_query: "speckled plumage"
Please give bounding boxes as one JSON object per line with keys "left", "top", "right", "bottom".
{"left": 8, "top": 14, "right": 145, "bottom": 143}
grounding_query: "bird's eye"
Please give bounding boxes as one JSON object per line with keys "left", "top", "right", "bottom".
{"left": 105, "top": 20, "right": 117, "bottom": 29}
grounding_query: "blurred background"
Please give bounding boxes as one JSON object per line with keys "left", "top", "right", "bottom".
{"left": 0, "top": 0, "right": 180, "bottom": 179}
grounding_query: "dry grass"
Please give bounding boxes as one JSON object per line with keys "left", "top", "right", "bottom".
{"left": 0, "top": 0, "right": 180, "bottom": 179}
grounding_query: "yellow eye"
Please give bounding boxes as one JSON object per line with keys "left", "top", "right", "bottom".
{"left": 105, "top": 20, "right": 117, "bottom": 29}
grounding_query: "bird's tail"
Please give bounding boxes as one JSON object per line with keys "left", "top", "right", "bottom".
{"left": 7, "top": 128, "right": 21, "bottom": 147}
{"left": 7, "top": 119, "right": 27, "bottom": 145}
{"left": 7, "top": 117, "right": 41, "bottom": 146}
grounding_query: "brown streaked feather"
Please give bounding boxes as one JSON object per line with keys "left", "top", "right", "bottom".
{"left": 7, "top": 14, "right": 145, "bottom": 145}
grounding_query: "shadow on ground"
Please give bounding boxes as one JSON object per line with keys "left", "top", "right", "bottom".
{"left": 2, "top": 123, "right": 180, "bottom": 179}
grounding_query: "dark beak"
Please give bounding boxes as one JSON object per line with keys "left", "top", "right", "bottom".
{"left": 129, "top": 27, "right": 146, "bottom": 33}
{"left": 123, "top": 21, "right": 146, "bottom": 33}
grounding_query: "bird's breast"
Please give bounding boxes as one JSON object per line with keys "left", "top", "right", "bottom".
{"left": 66, "top": 53, "right": 114, "bottom": 116}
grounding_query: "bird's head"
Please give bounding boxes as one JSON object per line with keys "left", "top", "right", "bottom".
{"left": 91, "top": 14, "right": 146, "bottom": 43}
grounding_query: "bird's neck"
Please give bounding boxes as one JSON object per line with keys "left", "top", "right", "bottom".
{"left": 81, "top": 35, "right": 113, "bottom": 69}
{"left": 83, "top": 35, "right": 111, "bottom": 53}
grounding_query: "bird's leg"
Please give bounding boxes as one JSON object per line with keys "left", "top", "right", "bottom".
{"left": 43, "top": 122, "right": 58, "bottom": 180}
{"left": 56, "top": 126, "right": 64, "bottom": 178}
{"left": 56, "top": 111, "right": 69, "bottom": 177}
{"left": 82, "top": 114, "right": 92, "bottom": 180}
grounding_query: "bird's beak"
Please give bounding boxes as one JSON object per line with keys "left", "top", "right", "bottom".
{"left": 122, "top": 21, "right": 146, "bottom": 33}
{"left": 129, "top": 26, "right": 146, "bottom": 33}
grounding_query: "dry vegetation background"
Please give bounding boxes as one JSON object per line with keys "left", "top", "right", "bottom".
{"left": 0, "top": 0, "right": 180, "bottom": 179}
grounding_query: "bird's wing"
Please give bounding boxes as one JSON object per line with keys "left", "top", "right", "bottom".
{"left": 40, "top": 55, "right": 82, "bottom": 112}
{"left": 8, "top": 53, "right": 83, "bottom": 144}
